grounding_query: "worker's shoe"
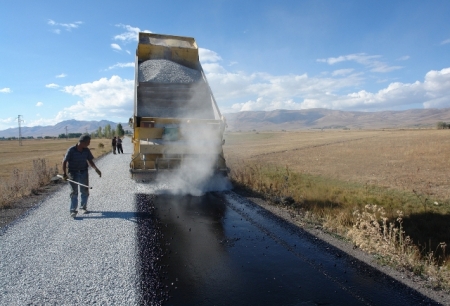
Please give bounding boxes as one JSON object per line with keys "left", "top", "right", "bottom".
{"left": 70, "top": 211, "right": 77, "bottom": 218}
{"left": 79, "top": 208, "right": 89, "bottom": 214}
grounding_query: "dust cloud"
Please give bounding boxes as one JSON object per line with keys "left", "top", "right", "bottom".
{"left": 155, "top": 81, "right": 231, "bottom": 196}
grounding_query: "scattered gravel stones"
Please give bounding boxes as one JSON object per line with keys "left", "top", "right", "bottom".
{"left": 138, "top": 59, "right": 202, "bottom": 83}
{"left": 0, "top": 138, "right": 140, "bottom": 305}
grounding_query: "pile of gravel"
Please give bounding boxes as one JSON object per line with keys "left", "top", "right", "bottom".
{"left": 138, "top": 59, "right": 202, "bottom": 83}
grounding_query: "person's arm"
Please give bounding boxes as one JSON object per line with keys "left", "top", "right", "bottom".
{"left": 88, "top": 160, "right": 101, "bottom": 177}
{"left": 62, "top": 160, "right": 67, "bottom": 174}
{"left": 62, "top": 160, "right": 68, "bottom": 180}
{"left": 62, "top": 148, "right": 70, "bottom": 180}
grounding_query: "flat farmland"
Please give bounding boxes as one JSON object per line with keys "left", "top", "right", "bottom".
{"left": 0, "top": 138, "right": 112, "bottom": 179}
{"left": 2, "top": 131, "right": 448, "bottom": 201}
{"left": 223, "top": 129, "right": 450, "bottom": 201}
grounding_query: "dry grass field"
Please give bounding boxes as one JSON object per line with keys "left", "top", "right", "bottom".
{"left": 224, "top": 129, "right": 450, "bottom": 201}
{"left": 0, "top": 138, "right": 112, "bottom": 179}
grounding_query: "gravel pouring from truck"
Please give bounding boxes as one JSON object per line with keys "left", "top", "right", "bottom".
{"left": 129, "top": 32, "right": 228, "bottom": 180}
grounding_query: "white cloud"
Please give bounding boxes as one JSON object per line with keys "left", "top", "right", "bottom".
{"left": 423, "top": 68, "right": 450, "bottom": 92}
{"left": 422, "top": 67, "right": 450, "bottom": 108}
{"left": 48, "top": 19, "right": 83, "bottom": 32}
{"left": 46, "top": 83, "right": 59, "bottom": 89}
{"left": 36, "top": 102, "right": 43, "bottom": 107}
{"left": 199, "top": 48, "right": 222, "bottom": 63}
{"left": 111, "top": 43, "right": 122, "bottom": 51}
{"left": 0, "top": 88, "right": 11, "bottom": 93}
{"left": 202, "top": 63, "right": 228, "bottom": 74}
{"left": 232, "top": 97, "right": 304, "bottom": 112}
{"left": 229, "top": 78, "right": 427, "bottom": 112}
{"left": 317, "top": 53, "right": 380, "bottom": 65}
{"left": 111, "top": 25, "right": 150, "bottom": 59}
{"left": 56, "top": 73, "right": 67, "bottom": 78}
{"left": 317, "top": 53, "right": 402, "bottom": 73}
{"left": 0, "top": 117, "right": 17, "bottom": 130}
{"left": 201, "top": 54, "right": 450, "bottom": 112}
{"left": 441, "top": 38, "right": 450, "bottom": 45}
{"left": 332, "top": 69, "right": 354, "bottom": 76}
{"left": 114, "top": 24, "right": 150, "bottom": 42}
{"left": 370, "top": 63, "right": 402, "bottom": 73}
{"left": 204, "top": 69, "right": 259, "bottom": 102}
{"left": 106, "top": 62, "right": 134, "bottom": 70}
{"left": 60, "top": 76, "right": 133, "bottom": 121}
{"left": 207, "top": 66, "right": 363, "bottom": 109}
{"left": 397, "top": 55, "right": 410, "bottom": 61}
{"left": 0, "top": 117, "right": 15, "bottom": 124}
{"left": 20, "top": 117, "right": 59, "bottom": 128}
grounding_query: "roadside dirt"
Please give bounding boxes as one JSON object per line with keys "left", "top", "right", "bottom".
{"left": 0, "top": 182, "right": 64, "bottom": 230}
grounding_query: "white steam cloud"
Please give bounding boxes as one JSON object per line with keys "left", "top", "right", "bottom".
{"left": 163, "top": 119, "right": 231, "bottom": 196}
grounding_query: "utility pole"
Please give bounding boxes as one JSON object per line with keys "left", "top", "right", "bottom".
{"left": 65, "top": 126, "right": 68, "bottom": 140}
{"left": 17, "top": 115, "right": 23, "bottom": 146}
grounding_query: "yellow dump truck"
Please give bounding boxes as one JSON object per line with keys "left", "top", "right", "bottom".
{"left": 129, "top": 32, "right": 228, "bottom": 180}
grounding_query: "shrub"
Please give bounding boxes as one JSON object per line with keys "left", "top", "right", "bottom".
{"left": 0, "top": 159, "right": 58, "bottom": 209}
{"left": 437, "top": 122, "right": 449, "bottom": 129}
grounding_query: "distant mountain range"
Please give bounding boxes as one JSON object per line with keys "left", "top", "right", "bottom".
{"left": 224, "top": 108, "right": 450, "bottom": 131}
{"left": 1, "top": 108, "right": 449, "bottom": 137}
{"left": 0, "top": 119, "right": 130, "bottom": 138}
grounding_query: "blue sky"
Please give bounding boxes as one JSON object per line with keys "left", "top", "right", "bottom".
{"left": 1, "top": 0, "right": 450, "bottom": 130}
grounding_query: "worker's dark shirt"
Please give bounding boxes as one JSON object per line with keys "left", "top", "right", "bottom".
{"left": 63, "top": 145, "right": 94, "bottom": 172}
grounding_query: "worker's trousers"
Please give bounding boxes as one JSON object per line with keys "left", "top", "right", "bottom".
{"left": 68, "top": 170, "right": 89, "bottom": 212}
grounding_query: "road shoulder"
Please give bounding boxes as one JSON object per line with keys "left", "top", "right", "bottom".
{"left": 0, "top": 182, "right": 64, "bottom": 230}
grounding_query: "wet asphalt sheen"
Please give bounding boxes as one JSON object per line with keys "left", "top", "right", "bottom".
{"left": 135, "top": 191, "right": 439, "bottom": 306}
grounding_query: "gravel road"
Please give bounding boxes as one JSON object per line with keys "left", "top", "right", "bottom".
{"left": 1, "top": 137, "right": 448, "bottom": 305}
{"left": 1, "top": 138, "right": 140, "bottom": 305}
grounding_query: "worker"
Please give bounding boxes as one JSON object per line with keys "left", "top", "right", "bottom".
{"left": 117, "top": 137, "right": 123, "bottom": 154}
{"left": 112, "top": 136, "right": 117, "bottom": 154}
{"left": 62, "top": 134, "right": 102, "bottom": 218}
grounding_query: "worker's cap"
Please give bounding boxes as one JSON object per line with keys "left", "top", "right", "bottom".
{"left": 79, "top": 134, "right": 91, "bottom": 143}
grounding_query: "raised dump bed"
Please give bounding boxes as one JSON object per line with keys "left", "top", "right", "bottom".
{"left": 129, "top": 32, "right": 227, "bottom": 180}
